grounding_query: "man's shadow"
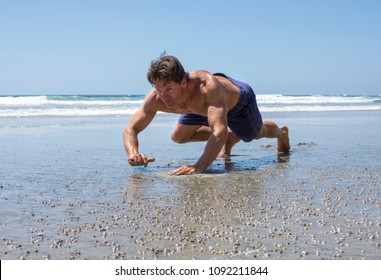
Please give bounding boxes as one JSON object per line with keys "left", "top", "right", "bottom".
{"left": 206, "top": 152, "right": 291, "bottom": 174}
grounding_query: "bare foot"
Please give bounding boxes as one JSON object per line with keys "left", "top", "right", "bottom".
{"left": 219, "top": 131, "right": 241, "bottom": 158}
{"left": 277, "top": 126, "right": 290, "bottom": 154}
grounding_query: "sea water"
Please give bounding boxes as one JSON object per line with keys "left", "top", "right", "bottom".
{"left": 1, "top": 95, "right": 381, "bottom": 259}
{"left": 1, "top": 94, "right": 380, "bottom": 119}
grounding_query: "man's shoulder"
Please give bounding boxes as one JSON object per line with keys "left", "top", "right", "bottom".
{"left": 190, "top": 70, "right": 220, "bottom": 87}
{"left": 190, "top": 70, "right": 214, "bottom": 80}
{"left": 191, "top": 70, "right": 221, "bottom": 95}
{"left": 143, "top": 90, "right": 166, "bottom": 111}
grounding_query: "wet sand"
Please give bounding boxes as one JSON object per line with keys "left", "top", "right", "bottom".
{"left": 1, "top": 111, "right": 380, "bottom": 259}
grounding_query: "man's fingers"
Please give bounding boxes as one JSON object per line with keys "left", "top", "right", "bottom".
{"left": 142, "top": 157, "right": 155, "bottom": 167}
{"left": 169, "top": 165, "right": 196, "bottom": 176}
{"left": 128, "top": 154, "right": 155, "bottom": 167}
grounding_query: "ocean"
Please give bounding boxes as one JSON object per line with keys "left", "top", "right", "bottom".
{"left": 1, "top": 93, "right": 381, "bottom": 260}
{"left": 0, "top": 94, "right": 380, "bottom": 118}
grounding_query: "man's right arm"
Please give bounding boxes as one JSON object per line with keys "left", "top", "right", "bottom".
{"left": 123, "top": 92, "right": 158, "bottom": 167}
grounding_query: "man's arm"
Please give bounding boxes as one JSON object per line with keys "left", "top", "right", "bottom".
{"left": 169, "top": 83, "right": 229, "bottom": 175}
{"left": 196, "top": 103, "right": 228, "bottom": 169}
{"left": 123, "top": 92, "right": 158, "bottom": 167}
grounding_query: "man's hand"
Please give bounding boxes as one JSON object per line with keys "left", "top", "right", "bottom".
{"left": 169, "top": 165, "right": 201, "bottom": 176}
{"left": 128, "top": 153, "right": 155, "bottom": 167}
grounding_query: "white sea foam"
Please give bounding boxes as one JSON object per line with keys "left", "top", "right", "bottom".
{"left": 0, "top": 96, "right": 143, "bottom": 106}
{"left": 260, "top": 105, "right": 381, "bottom": 112}
{"left": 0, "top": 94, "right": 380, "bottom": 117}
{"left": 0, "top": 96, "right": 49, "bottom": 106}
{"left": 0, "top": 108, "right": 140, "bottom": 117}
{"left": 256, "top": 94, "right": 376, "bottom": 104}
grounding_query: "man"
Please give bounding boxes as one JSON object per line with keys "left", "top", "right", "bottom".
{"left": 123, "top": 55, "right": 289, "bottom": 175}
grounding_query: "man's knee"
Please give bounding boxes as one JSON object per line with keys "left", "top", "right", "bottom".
{"left": 171, "top": 131, "right": 188, "bottom": 144}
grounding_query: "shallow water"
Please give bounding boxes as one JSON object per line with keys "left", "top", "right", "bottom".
{"left": 1, "top": 111, "right": 380, "bottom": 259}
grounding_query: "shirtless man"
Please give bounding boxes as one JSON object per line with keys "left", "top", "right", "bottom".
{"left": 123, "top": 55, "right": 289, "bottom": 175}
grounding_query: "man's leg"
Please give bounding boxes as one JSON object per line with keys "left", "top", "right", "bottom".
{"left": 171, "top": 123, "right": 211, "bottom": 143}
{"left": 172, "top": 122, "right": 248, "bottom": 159}
{"left": 256, "top": 121, "right": 290, "bottom": 153}
{"left": 172, "top": 123, "right": 241, "bottom": 157}
{"left": 219, "top": 131, "right": 241, "bottom": 158}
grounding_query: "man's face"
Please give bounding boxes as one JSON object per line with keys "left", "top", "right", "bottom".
{"left": 154, "top": 80, "right": 183, "bottom": 108}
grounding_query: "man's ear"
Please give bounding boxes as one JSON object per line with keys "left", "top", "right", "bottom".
{"left": 181, "top": 77, "right": 187, "bottom": 88}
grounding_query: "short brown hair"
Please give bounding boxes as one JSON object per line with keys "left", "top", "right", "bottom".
{"left": 147, "top": 55, "right": 189, "bottom": 85}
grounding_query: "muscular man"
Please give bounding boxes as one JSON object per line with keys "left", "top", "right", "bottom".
{"left": 123, "top": 55, "right": 289, "bottom": 175}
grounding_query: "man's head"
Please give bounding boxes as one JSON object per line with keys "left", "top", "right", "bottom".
{"left": 147, "top": 54, "right": 189, "bottom": 86}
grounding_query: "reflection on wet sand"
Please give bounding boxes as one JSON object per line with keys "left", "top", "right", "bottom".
{"left": 120, "top": 167, "right": 269, "bottom": 259}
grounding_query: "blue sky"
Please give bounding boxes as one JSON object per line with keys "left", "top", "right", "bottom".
{"left": 0, "top": 0, "right": 380, "bottom": 96}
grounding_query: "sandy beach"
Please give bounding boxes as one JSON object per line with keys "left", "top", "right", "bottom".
{"left": 1, "top": 110, "right": 380, "bottom": 260}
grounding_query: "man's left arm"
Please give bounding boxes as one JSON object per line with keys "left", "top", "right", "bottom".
{"left": 169, "top": 99, "right": 228, "bottom": 175}
{"left": 195, "top": 103, "right": 228, "bottom": 170}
